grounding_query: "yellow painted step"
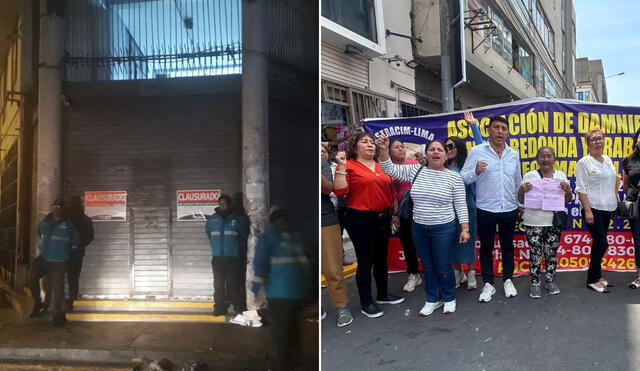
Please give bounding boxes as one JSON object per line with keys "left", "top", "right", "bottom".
{"left": 72, "top": 300, "right": 214, "bottom": 313}
{"left": 66, "top": 312, "right": 226, "bottom": 323}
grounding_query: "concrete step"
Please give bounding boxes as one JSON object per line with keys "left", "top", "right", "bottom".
{"left": 72, "top": 299, "right": 213, "bottom": 313}
{"left": 66, "top": 310, "right": 225, "bottom": 323}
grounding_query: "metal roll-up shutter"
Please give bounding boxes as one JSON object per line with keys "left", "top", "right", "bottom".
{"left": 64, "top": 87, "right": 241, "bottom": 300}
{"left": 321, "top": 41, "right": 369, "bottom": 89}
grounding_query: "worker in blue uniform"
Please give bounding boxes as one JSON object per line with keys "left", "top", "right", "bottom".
{"left": 206, "top": 194, "right": 250, "bottom": 316}
{"left": 251, "top": 207, "right": 316, "bottom": 371}
{"left": 28, "top": 199, "right": 79, "bottom": 326}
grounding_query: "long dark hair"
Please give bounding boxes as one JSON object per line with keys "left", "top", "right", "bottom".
{"left": 346, "top": 132, "right": 378, "bottom": 161}
{"left": 630, "top": 128, "right": 640, "bottom": 161}
{"left": 445, "top": 136, "right": 468, "bottom": 168}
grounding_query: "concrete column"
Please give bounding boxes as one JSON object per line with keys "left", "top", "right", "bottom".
{"left": 440, "top": 0, "right": 454, "bottom": 112}
{"left": 242, "top": 0, "right": 269, "bottom": 310}
{"left": 36, "top": 0, "right": 65, "bottom": 224}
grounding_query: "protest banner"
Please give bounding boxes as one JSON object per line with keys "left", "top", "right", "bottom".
{"left": 364, "top": 97, "right": 640, "bottom": 274}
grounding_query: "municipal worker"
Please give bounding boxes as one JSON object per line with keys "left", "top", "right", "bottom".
{"left": 206, "top": 194, "right": 249, "bottom": 316}
{"left": 64, "top": 195, "right": 94, "bottom": 310}
{"left": 251, "top": 207, "right": 315, "bottom": 371}
{"left": 28, "top": 199, "right": 79, "bottom": 326}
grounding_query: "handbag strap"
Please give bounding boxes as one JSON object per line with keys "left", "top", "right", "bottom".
{"left": 411, "top": 165, "right": 424, "bottom": 185}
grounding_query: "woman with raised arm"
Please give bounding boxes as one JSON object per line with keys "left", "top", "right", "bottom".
{"left": 377, "top": 134, "right": 469, "bottom": 315}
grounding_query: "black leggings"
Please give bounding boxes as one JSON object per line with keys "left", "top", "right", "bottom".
{"left": 344, "top": 208, "right": 391, "bottom": 306}
{"left": 583, "top": 209, "right": 612, "bottom": 284}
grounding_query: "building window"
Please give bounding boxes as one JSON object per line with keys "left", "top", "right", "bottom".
{"left": 401, "top": 102, "right": 431, "bottom": 118}
{"left": 585, "top": 90, "right": 591, "bottom": 102}
{"left": 513, "top": 0, "right": 530, "bottom": 26}
{"left": 533, "top": 1, "right": 554, "bottom": 58}
{"left": 534, "top": 57, "right": 544, "bottom": 96}
{"left": 513, "top": 39, "right": 533, "bottom": 85}
{"left": 577, "top": 91, "right": 584, "bottom": 100}
{"left": 544, "top": 68, "right": 558, "bottom": 98}
{"left": 322, "top": 0, "right": 378, "bottom": 42}
{"left": 487, "top": 6, "right": 512, "bottom": 63}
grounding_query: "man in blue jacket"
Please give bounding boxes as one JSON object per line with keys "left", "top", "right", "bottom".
{"left": 206, "top": 194, "right": 249, "bottom": 316}
{"left": 28, "top": 199, "right": 79, "bottom": 326}
{"left": 251, "top": 207, "right": 316, "bottom": 371}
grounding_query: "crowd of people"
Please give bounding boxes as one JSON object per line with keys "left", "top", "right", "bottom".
{"left": 321, "top": 111, "right": 640, "bottom": 326}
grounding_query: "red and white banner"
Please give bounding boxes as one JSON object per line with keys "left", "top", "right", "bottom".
{"left": 176, "top": 190, "right": 220, "bottom": 221}
{"left": 388, "top": 231, "right": 637, "bottom": 274}
{"left": 84, "top": 191, "right": 127, "bottom": 221}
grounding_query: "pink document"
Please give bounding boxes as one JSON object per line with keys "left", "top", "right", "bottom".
{"left": 524, "top": 178, "right": 565, "bottom": 211}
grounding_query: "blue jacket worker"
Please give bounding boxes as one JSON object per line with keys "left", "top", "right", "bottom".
{"left": 206, "top": 194, "right": 249, "bottom": 316}
{"left": 28, "top": 199, "right": 79, "bottom": 326}
{"left": 251, "top": 207, "right": 315, "bottom": 371}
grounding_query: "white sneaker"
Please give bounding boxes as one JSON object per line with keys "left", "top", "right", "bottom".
{"left": 504, "top": 279, "right": 518, "bottom": 298}
{"left": 443, "top": 300, "right": 456, "bottom": 314}
{"left": 419, "top": 301, "right": 443, "bottom": 316}
{"left": 454, "top": 270, "right": 466, "bottom": 288}
{"left": 403, "top": 273, "right": 422, "bottom": 292}
{"left": 467, "top": 270, "right": 477, "bottom": 290}
{"left": 478, "top": 283, "right": 496, "bottom": 302}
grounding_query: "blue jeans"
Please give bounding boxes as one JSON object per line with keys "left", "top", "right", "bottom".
{"left": 412, "top": 220, "right": 457, "bottom": 302}
{"left": 629, "top": 218, "right": 640, "bottom": 276}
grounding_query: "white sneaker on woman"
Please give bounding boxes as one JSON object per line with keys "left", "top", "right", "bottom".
{"left": 478, "top": 283, "right": 496, "bottom": 302}
{"left": 403, "top": 273, "right": 422, "bottom": 292}
{"left": 443, "top": 300, "right": 456, "bottom": 314}
{"left": 504, "top": 279, "right": 518, "bottom": 298}
{"left": 467, "top": 270, "right": 477, "bottom": 290}
{"left": 419, "top": 301, "right": 443, "bottom": 316}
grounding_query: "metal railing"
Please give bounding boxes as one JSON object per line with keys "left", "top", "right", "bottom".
{"left": 65, "top": 0, "right": 242, "bottom": 81}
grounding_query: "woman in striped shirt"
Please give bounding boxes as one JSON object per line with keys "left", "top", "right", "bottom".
{"left": 378, "top": 134, "right": 470, "bottom": 315}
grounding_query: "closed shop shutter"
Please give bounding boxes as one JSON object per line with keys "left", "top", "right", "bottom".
{"left": 321, "top": 41, "right": 369, "bottom": 89}
{"left": 63, "top": 88, "right": 241, "bottom": 300}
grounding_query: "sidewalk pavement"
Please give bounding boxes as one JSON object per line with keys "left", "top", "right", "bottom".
{"left": 322, "top": 270, "right": 640, "bottom": 370}
{"left": 0, "top": 294, "right": 318, "bottom": 370}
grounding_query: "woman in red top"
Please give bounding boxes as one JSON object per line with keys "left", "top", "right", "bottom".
{"left": 389, "top": 139, "right": 422, "bottom": 293}
{"left": 334, "top": 132, "right": 404, "bottom": 318}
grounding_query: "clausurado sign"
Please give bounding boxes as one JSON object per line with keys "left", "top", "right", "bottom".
{"left": 365, "top": 97, "right": 640, "bottom": 273}
{"left": 176, "top": 190, "right": 220, "bottom": 221}
{"left": 84, "top": 191, "right": 127, "bottom": 222}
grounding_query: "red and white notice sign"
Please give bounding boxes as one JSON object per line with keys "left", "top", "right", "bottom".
{"left": 176, "top": 190, "right": 220, "bottom": 221}
{"left": 84, "top": 191, "right": 127, "bottom": 221}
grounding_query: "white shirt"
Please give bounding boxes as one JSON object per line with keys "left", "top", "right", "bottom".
{"left": 380, "top": 159, "right": 468, "bottom": 226}
{"left": 460, "top": 142, "right": 522, "bottom": 213}
{"left": 521, "top": 170, "right": 569, "bottom": 226}
{"left": 575, "top": 155, "right": 618, "bottom": 212}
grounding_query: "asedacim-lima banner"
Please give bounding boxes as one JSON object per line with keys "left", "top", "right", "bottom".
{"left": 363, "top": 97, "right": 640, "bottom": 274}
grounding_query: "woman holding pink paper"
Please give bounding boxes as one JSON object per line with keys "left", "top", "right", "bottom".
{"left": 518, "top": 147, "right": 572, "bottom": 299}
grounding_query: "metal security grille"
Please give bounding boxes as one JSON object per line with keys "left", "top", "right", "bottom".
{"left": 401, "top": 102, "right": 431, "bottom": 117}
{"left": 0, "top": 142, "right": 17, "bottom": 287}
{"left": 64, "top": 0, "right": 242, "bottom": 81}
{"left": 268, "top": 0, "right": 317, "bottom": 89}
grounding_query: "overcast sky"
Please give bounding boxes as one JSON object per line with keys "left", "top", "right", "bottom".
{"left": 574, "top": 0, "right": 640, "bottom": 106}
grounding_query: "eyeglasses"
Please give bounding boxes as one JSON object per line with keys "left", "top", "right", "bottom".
{"left": 445, "top": 143, "right": 456, "bottom": 151}
{"left": 589, "top": 137, "right": 604, "bottom": 143}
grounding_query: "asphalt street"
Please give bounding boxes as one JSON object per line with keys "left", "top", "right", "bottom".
{"left": 321, "top": 270, "right": 640, "bottom": 370}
